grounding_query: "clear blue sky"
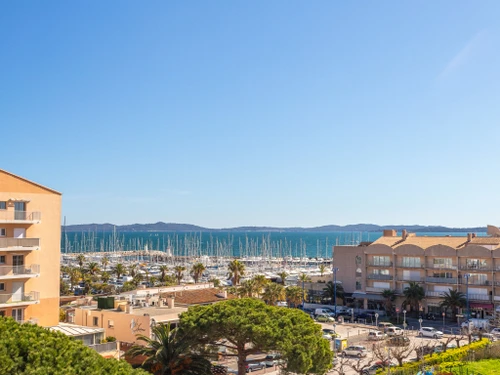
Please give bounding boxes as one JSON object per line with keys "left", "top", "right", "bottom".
{"left": 2, "top": 2, "right": 499, "bottom": 228}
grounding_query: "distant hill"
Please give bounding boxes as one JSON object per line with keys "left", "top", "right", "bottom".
{"left": 62, "top": 222, "right": 487, "bottom": 233}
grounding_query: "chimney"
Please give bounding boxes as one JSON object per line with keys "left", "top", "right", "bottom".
{"left": 383, "top": 229, "right": 397, "bottom": 237}
{"left": 467, "top": 233, "right": 472, "bottom": 242}
{"left": 402, "top": 230, "right": 408, "bottom": 240}
{"left": 472, "top": 233, "right": 477, "bottom": 238}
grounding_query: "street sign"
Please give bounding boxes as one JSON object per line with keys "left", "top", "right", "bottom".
{"left": 396, "top": 308, "right": 400, "bottom": 313}
{"left": 403, "top": 323, "right": 408, "bottom": 328}
{"left": 456, "top": 314, "right": 464, "bottom": 318}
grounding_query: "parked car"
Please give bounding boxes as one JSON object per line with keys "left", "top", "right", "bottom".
{"left": 322, "top": 328, "right": 340, "bottom": 338}
{"left": 378, "top": 322, "right": 395, "bottom": 332}
{"left": 481, "top": 333, "right": 497, "bottom": 342}
{"left": 386, "top": 327, "right": 404, "bottom": 336}
{"left": 322, "top": 333, "right": 333, "bottom": 340}
{"left": 316, "top": 314, "right": 335, "bottom": 322}
{"left": 491, "top": 327, "right": 500, "bottom": 337}
{"left": 389, "top": 336, "right": 410, "bottom": 347}
{"left": 368, "top": 331, "right": 387, "bottom": 341}
{"left": 418, "top": 327, "right": 443, "bottom": 339}
{"left": 433, "top": 343, "right": 457, "bottom": 353}
{"left": 245, "top": 363, "right": 265, "bottom": 372}
{"left": 262, "top": 354, "right": 283, "bottom": 367}
{"left": 212, "top": 365, "right": 238, "bottom": 374}
{"left": 342, "top": 345, "right": 368, "bottom": 358}
{"left": 362, "top": 361, "right": 395, "bottom": 375}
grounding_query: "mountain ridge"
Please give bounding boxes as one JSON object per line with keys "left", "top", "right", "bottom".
{"left": 62, "top": 222, "right": 487, "bottom": 233}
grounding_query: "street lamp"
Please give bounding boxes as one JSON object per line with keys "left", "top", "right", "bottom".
{"left": 403, "top": 310, "right": 407, "bottom": 334}
{"left": 333, "top": 267, "right": 339, "bottom": 316}
{"left": 375, "top": 313, "right": 379, "bottom": 328}
{"left": 418, "top": 318, "right": 423, "bottom": 331}
{"left": 442, "top": 311, "right": 446, "bottom": 331}
{"left": 464, "top": 274, "right": 471, "bottom": 320}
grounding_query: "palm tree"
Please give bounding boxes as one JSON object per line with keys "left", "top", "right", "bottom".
{"left": 262, "top": 283, "right": 286, "bottom": 305}
{"left": 68, "top": 267, "right": 81, "bottom": 290}
{"left": 150, "top": 276, "right": 158, "bottom": 287}
{"left": 132, "top": 273, "right": 143, "bottom": 287}
{"left": 174, "top": 266, "right": 186, "bottom": 285}
{"left": 227, "top": 260, "right": 245, "bottom": 286}
{"left": 101, "top": 271, "right": 111, "bottom": 283}
{"left": 128, "top": 264, "right": 138, "bottom": 277}
{"left": 277, "top": 271, "right": 288, "bottom": 285}
{"left": 190, "top": 263, "right": 206, "bottom": 284}
{"left": 101, "top": 256, "right": 110, "bottom": 271}
{"left": 319, "top": 264, "right": 327, "bottom": 277}
{"left": 382, "top": 289, "right": 397, "bottom": 316}
{"left": 298, "top": 273, "right": 311, "bottom": 305}
{"left": 285, "top": 286, "right": 304, "bottom": 307}
{"left": 159, "top": 265, "right": 169, "bottom": 282}
{"left": 403, "top": 281, "right": 425, "bottom": 316}
{"left": 76, "top": 254, "right": 85, "bottom": 269}
{"left": 209, "top": 278, "right": 221, "bottom": 288}
{"left": 323, "top": 281, "right": 345, "bottom": 305}
{"left": 112, "top": 263, "right": 126, "bottom": 281}
{"left": 127, "top": 323, "right": 211, "bottom": 375}
{"left": 440, "top": 289, "right": 466, "bottom": 319}
{"left": 87, "top": 262, "right": 100, "bottom": 276}
{"left": 251, "top": 274, "right": 269, "bottom": 296}
{"left": 238, "top": 279, "right": 258, "bottom": 298}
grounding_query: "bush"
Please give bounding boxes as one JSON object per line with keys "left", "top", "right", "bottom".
{"left": 0, "top": 317, "right": 147, "bottom": 375}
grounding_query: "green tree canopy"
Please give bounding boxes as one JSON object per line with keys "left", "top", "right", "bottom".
{"left": 0, "top": 317, "right": 147, "bottom": 375}
{"left": 179, "top": 298, "right": 332, "bottom": 375}
{"left": 403, "top": 281, "right": 425, "bottom": 316}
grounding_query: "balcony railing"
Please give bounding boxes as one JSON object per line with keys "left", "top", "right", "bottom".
{"left": 460, "top": 265, "right": 491, "bottom": 272}
{"left": 0, "top": 238, "right": 40, "bottom": 251}
{"left": 0, "top": 291, "right": 39, "bottom": 305}
{"left": 426, "top": 291, "right": 445, "bottom": 298}
{"left": 0, "top": 211, "right": 41, "bottom": 223}
{"left": 366, "top": 287, "right": 387, "bottom": 293}
{"left": 367, "top": 274, "right": 393, "bottom": 280}
{"left": 397, "top": 276, "right": 423, "bottom": 282}
{"left": 397, "top": 263, "right": 424, "bottom": 268}
{"left": 367, "top": 262, "right": 393, "bottom": 267}
{"left": 88, "top": 342, "right": 118, "bottom": 353}
{"left": 426, "top": 277, "right": 458, "bottom": 284}
{"left": 467, "top": 294, "right": 490, "bottom": 302}
{"left": 427, "top": 264, "right": 458, "bottom": 270}
{"left": 0, "top": 264, "right": 40, "bottom": 278}
{"left": 460, "top": 279, "right": 491, "bottom": 286}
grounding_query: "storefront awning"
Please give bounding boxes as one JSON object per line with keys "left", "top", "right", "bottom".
{"left": 470, "top": 303, "right": 493, "bottom": 309}
{"left": 352, "top": 292, "right": 384, "bottom": 301}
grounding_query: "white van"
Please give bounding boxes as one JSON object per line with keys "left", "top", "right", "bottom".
{"left": 315, "top": 308, "right": 334, "bottom": 316}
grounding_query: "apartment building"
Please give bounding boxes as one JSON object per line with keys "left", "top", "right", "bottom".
{"left": 0, "top": 169, "right": 61, "bottom": 326}
{"left": 333, "top": 227, "right": 500, "bottom": 319}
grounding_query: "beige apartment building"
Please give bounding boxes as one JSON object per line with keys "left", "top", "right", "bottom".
{"left": 0, "top": 169, "right": 61, "bottom": 326}
{"left": 333, "top": 227, "right": 500, "bottom": 319}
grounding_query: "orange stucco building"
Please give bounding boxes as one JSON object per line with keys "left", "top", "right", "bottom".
{"left": 0, "top": 169, "right": 61, "bottom": 326}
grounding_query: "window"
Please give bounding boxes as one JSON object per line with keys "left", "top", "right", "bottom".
{"left": 0, "top": 311, "right": 5, "bottom": 317}
{"left": 433, "top": 258, "right": 453, "bottom": 268}
{"left": 372, "top": 256, "right": 391, "bottom": 266}
{"left": 108, "top": 319, "right": 114, "bottom": 328}
{"left": 401, "top": 257, "right": 421, "bottom": 267}
{"left": 466, "top": 259, "right": 488, "bottom": 270}
{"left": 356, "top": 281, "right": 362, "bottom": 290}
{"left": 0, "top": 256, "right": 5, "bottom": 264}
{"left": 0, "top": 228, "right": 5, "bottom": 236}
{"left": 12, "top": 308, "right": 23, "bottom": 322}
{"left": 432, "top": 272, "right": 453, "bottom": 279}
{"left": 373, "top": 269, "right": 390, "bottom": 275}
{"left": 0, "top": 283, "right": 4, "bottom": 291}
{"left": 92, "top": 317, "right": 99, "bottom": 326}
{"left": 0, "top": 202, "right": 6, "bottom": 210}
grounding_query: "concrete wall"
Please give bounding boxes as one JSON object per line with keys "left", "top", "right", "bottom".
{"left": 0, "top": 170, "right": 61, "bottom": 326}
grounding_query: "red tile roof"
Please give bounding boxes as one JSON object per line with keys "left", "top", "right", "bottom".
{"left": 162, "top": 288, "right": 237, "bottom": 305}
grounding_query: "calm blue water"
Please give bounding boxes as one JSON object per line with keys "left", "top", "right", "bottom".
{"left": 62, "top": 231, "right": 486, "bottom": 258}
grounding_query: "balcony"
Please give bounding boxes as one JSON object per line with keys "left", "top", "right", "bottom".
{"left": 460, "top": 279, "right": 491, "bottom": 286}
{"left": 367, "top": 262, "right": 393, "bottom": 267}
{"left": 0, "top": 291, "right": 40, "bottom": 308}
{"left": 367, "top": 274, "right": 393, "bottom": 280}
{"left": 0, "top": 238, "right": 40, "bottom": 252}
{"left": 88, "top": 341, "right": 118, "bottom": 354}
{"left": 0, "top": 211, "right": 41, "bottom": 224}
{"left": 427, "top": 264, "right": 458, "bottom": 271}
{"left": 397, "top": 263, "right": 424, "bottom": 269}
{"left": 397, "top": 276, "right": 424, "bottom": 282}
{"left": 0, "top": 265, "right": 40, "bottom": 280}
{"left": 467, "top": 294, "right": 490, "bottom": 302}
{"left": 365, "top": 287, "right": 387, "bottom": 293}
{"left": 459, "top": 265, "right": 492, "bottom": 272}
{"left": 426, "top": 291, "right": 445, "bottom": 298}
{"left": 426, "top": 277, "right": 458, "bottom": 284}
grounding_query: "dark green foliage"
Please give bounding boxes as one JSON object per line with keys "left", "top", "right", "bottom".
{"left": 0, "top": 317, "right": 147, "bottom": 375}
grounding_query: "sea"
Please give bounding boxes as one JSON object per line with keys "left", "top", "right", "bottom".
{"left": 61, "top": 231, "right": 486, "bottom": 258}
